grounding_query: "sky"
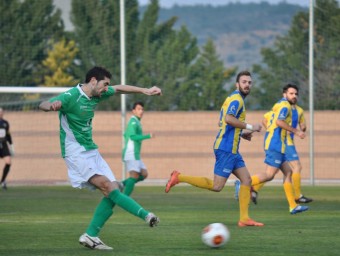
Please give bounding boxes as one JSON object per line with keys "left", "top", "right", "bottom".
{"left": 138, "top": 0, "right": 309, "bottom": 8}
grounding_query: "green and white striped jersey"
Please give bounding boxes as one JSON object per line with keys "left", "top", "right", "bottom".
{"left": 122, "top": 116, "right": 151, "bottom": 161}
{"left": 50, "top": 84, "right": 115, "bottom": 157}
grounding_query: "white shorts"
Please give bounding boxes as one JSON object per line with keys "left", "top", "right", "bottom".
{"left": 65, "top": 149, "right": 116, "bottom": 190}
{"left": 125, "top": 160, "right": 147, "bottom": 173}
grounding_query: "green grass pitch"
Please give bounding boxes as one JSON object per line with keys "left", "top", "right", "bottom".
{"left": 0, "top": 185, "right": 339, "bottom": 256}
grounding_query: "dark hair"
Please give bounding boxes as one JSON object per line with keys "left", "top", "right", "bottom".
{"left": 85, "top": 66, "right": 112, "bottom": 83}
{"left": 236, "top": 70, "right": 251, "bottom": 83}
{"left": 282, "top": 83, "right": 299, "bottom": 94}
{"left": 132, "top": 101, "right": 144, "bottom": 110}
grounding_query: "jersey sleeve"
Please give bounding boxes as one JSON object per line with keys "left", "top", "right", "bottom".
{"left": 49, "top": 90, "right": 73, "bottom": 111}
{"left": 226, "top": 98, "right": 241, "bottom": 117}
{"left": 99, "top": 86, "right": 115, "bottom": 100}
{"left": 126, "top": 119, "right": 150, "bottom": 141}
{"left": 277, "top": 105, "right": 289, "bottom": 120}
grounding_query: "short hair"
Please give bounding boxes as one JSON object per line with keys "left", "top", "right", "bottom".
{"left": 282, "top": 83, "right": 299, "bottom": 94}
{"left": 236, "top": 71, "right": 251, "bottom": 83}
{"left": 132, "top": 101, "right": 144, "bottom": 110}
{"left": 85, "top": 66, "right": 112, "bottom": 83}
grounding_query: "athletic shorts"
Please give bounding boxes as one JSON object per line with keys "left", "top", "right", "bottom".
{"left": 0, "top": 142, "right": 10, "bottom": 158}
{"left": 285, "top": 145, "right": 299, "bottom": 161}
{"left": 214, "top": 149, "right": 245, "bottom": 178}
{"left": 264, "top": 150, "right": 287, "bottom": 168}
{"left": 125, "top": 160, "right": 147, "bottom": 173}
{"left": 64, "top": 149, "right": 116, "bottom": 190}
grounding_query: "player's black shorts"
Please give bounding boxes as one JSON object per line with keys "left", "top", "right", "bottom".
{"left": 0, "top": 142, "right": 10, "bottom": 158}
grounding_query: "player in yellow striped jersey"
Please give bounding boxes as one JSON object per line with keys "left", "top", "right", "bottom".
{"left": 257, "top": 103, "right": 313, "bottom": 203}
{"left": 165, "top": 71, "right": 264, "bottom": 227}
{"left": 249, "top": 84, "right": 309, "bottom": 214}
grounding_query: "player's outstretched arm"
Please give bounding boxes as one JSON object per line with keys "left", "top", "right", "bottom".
{"left": 39, "top": 101, "right": 62, "bottom": 112}
{"left": 113, "top": 85, "right": 162, "bottom": 96}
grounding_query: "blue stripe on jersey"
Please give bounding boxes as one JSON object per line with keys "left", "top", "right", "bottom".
{"left": 214, "top": 90, "right": 245, "bottom": 154}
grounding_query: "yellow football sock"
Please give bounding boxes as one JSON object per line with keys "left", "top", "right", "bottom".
{"left": 283, "top": 182, "right": 298, "bottom": 210}
{"left": 178, "top": 175, "right": 213, "bottom": 190}
{"left": 292, "top": 173, "right": 301, "bottom": 200}
{"left": 239, "top": 185, "right": 251, "bottom": 222}
{"left": 251, "top": 175, "right": 265, "bottom": 192}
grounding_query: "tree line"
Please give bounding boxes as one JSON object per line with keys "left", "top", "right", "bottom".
{"left": 0, "top": 0, "right": 339, "bottom": 110}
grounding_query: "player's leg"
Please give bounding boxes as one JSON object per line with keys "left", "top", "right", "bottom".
{"left": 1, "top": 155, "right": 11, "bottom": 190}
{"left": 233, "top": 165, "right": 264, "bottom": 227}
{"left": 281, "top": 161, "right": 308, "bottom": 214}
{"left": 250, "top": 166, "right": 279, "bottom": 204}
{"left": 289, "top": 160, "right": 313, "bottom": 203}
{"left": 165, "top": 149, "right": 233, "bottom": 193}
{"left": 249, "top": 150, "right": 283, "bottom": 204}
{"left": 122, "top": 160, "right": 148, "bottom": 196}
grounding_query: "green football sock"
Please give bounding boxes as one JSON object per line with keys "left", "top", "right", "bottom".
{"left": 108, "top": 189, "right": 149, "bottom": 220}
{"left": 123, "top": 177, "right": 138, "bottom": 196}
{"left": 86, "top": 197, "right": 115, "bottom": 237}
{"left": 137, "top": 174, "right": 145, "bottom": 182}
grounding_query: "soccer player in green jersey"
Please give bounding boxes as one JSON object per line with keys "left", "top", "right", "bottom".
{"left": 39, "top": 66, "right": 161, "bottom": 250}
{"left": 122, "top": 102, "right": 153, "bottom": 196}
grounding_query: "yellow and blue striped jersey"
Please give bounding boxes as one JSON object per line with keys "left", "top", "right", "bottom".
{"left": 264, "top": 98, "right": 292, "bottom": 153}
{"left": 286, "top": 105, "right": 304, "bottom": 146}
{"left": 214, "top": 90, "right": 246, "bottom": 154}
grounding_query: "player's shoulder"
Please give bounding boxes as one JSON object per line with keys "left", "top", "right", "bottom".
{"left": 295, "top": 104, "right": 304, "bottom": 112}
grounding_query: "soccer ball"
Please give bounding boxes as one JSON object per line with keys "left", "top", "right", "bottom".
{"left": 201, "top": 223, "right": 230, "bottom": 248}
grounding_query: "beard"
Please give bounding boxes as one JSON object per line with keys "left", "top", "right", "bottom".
{"left": 239, "top": 87, "right": 250, "bottom": 97}
{"left": 287, "top": 98, "right": 297, "bottom": 105}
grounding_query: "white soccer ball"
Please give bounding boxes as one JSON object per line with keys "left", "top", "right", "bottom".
{"left": 201, "top": 223, "right": 230, "bottom": 248}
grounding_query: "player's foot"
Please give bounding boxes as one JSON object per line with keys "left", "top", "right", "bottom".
{"left": 165, "top": 170, "right": 180, "bottom": 193}
{"left": 295, "top": 195, "right": 313, "bottom": 204}
{"left": 234, "top": 180, "right": 240, "bottom": 200}
{"left": 1, "top": 182, "right": 7, "bottom": 190}
{"left": 145, "top": 212, "right": 160, "bottom": 227}
{"left": 79, "top": 233, "right": 113, "bottom": 250}
{"left": 238, "top": 218, "right": 264, "bottom": 227}
{"left": 250, "top": 187, "right": 258, "bottom": 204}
{"left": 290, "top": 205, "right": 309, "bottom": 215}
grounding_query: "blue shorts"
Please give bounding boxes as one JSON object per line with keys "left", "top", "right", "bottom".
{"left": 214, "top": 149, "right": 245, "bottom": 178}
{"left": 285, "top": 145, "right": 299, "bottom": 161}
{"left": 264, "top": 150, "right": 287, "bottom": 168}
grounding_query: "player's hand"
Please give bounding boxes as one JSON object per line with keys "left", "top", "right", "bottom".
{"left": 50, "top": 101, "right": 62, "bottom": 111}
{"left": 9, "top": 144, "right": 15, "bottom": 156}
{"left": 296, "top": 130, "right": 306, "bottom": 139}
{"left": 145, "top": 86, "right": 162, "bottom": 96}
{"left": 252, "top": 123, "right": 262, "bottom": 132}
{"left": 241, "top": 131, "right": 253, "bottom": 141}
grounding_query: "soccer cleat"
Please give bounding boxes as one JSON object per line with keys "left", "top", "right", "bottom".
{"left": 145, "top": 212, "right": 160, "bottom": 227}
{"left": 290, "top": 205, "right": 309, "bottom": 215}
{"left": 238, "top": 218, "right": 264, "bottom": 227}
{"left": 234, "top": 180, "right": 241, "bottom": 200}
{"left": 295, "top": 195, "right": 313, "bottom": 204}
{"left": 79, "top": 233, "right": 113, "bottom": 250}
{"left": 250, "top": 187, "right": 258, "bottom": 204}
{"left": 1, "top": 182, "right": 7, "bottom": 190}
{"left": 165, "top": 170, "right": 180, "bottom": 193}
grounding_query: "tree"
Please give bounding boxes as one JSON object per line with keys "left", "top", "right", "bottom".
{"left": 178, "top": 39, "right": 236, "bottom": 110}
{"left": 252, "top": 0, "right": 340, "bottom": 110}
{"left": 0, "top": 0, "right": 64, "bottom": 86}
{"left": 42, "top": 39, "right": 79, "bottom": 86}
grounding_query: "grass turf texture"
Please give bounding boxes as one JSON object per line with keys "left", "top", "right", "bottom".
{"left": 0, "top": 185, "right": 339, "bottom": 256}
